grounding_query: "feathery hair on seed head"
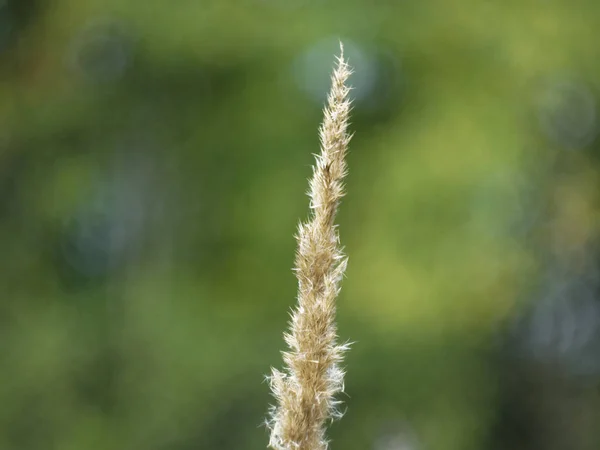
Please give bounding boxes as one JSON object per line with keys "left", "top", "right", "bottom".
{"left": 266, "top": 42, "right": 353, "bottom": 450}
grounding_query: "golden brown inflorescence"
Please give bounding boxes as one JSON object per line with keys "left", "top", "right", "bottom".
{"left": 266, "top": 43, "right": 353, "bottom": 450}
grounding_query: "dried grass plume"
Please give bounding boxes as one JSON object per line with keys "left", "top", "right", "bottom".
{"left": 266, "top": 42, "right": 353, "bottom": 450}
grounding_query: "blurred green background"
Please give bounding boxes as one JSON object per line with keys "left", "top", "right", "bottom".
{"left": 2, "top": 0, "right": 600, "bottom": 449}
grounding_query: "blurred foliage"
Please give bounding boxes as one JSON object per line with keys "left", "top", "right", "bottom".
{"left": 2, "top": 0, "right": 600, "bottom": 449}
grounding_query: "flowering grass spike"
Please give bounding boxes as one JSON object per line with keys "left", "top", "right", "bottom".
{"left": 266, "top": 42, "right": 353, "bottom": 450}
